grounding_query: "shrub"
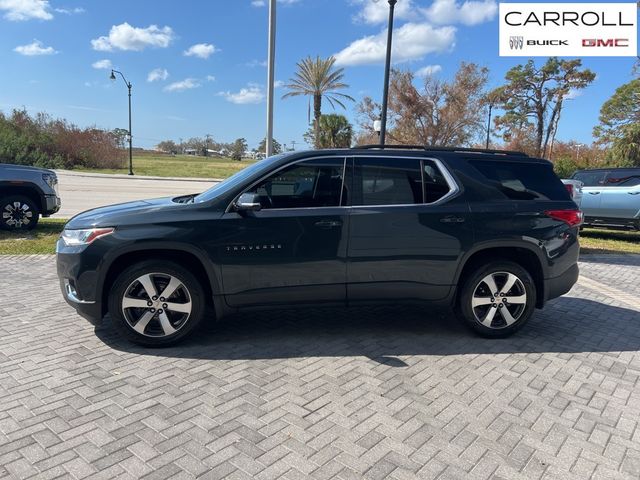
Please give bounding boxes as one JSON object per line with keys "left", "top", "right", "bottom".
{"left": 0, "top": 109, "right": 125, "bottom": 169}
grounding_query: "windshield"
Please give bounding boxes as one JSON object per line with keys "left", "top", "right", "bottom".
{"left": 194, "top": 154, "right": 289, "bottom": 203}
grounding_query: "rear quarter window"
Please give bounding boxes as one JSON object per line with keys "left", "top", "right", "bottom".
{"left": 469, "top": 160, "right": 569, "bottom": 201}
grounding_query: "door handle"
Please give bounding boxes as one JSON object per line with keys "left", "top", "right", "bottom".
{"left": 314, "top": 220, "right": 342, "bottom": 229}
{"left": 628, "top": 192, "right": 640, "bottom": 195}
{"left": 588, "top": 192, "right": 601, "bottom": 195}
{"left": 440, "top": 216, "right": 465, "bottom": 224}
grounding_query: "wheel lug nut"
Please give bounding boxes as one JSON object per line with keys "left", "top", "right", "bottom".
{"left": 163, "top": 303, "right": 168, "bottom": 309}
{"left": 158, "top": 309, "right": 163, "bottom": 314}
{"left": 147, "top": 301, "right": 152, "bottom": 306}
{"left": 152, "top": 296, "right": 158, "bottom": 301}
{"left": 150, "top": 308, "right": 156, "bottom": 312}
{"left": 160, "top": 297, "right": 165, "bottom": 302}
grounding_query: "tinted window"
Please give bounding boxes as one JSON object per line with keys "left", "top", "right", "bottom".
{"left": 356, "top": 157, "right": 423, "bottom": 205}
{"left": 572, "top": 170, "right": 608, "bottom": 187}
{"left": 245, "top": 158, "right": 344, "bottom": 209}
{"left": 604, "top": 170, "right": 640, "bottom": 187}
{"left": 470, "top": 160, "right": 568, "bottom": 201}
{"left": 423, "top": 160, "right": 451, "bottom": 203}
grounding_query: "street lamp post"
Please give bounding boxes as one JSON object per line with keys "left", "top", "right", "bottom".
{"left": 379, "top": 0, "right": 397, "bottom": 146}
{"left": 110, "top": 69, "right": 134, "bottom": 175}
{"left": 485, "top": 103, "right": 493, "bottom": 149}
{"left": 266, "top": 0, "right": 277, "bottom": 157}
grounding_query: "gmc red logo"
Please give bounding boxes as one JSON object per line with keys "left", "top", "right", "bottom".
{"left": 582, "top": 38, "right": 629, "bottom": 47}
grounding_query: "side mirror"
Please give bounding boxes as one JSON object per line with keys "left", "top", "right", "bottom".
{"left": 235, "top": 192, "right": 262, "bottom": 212}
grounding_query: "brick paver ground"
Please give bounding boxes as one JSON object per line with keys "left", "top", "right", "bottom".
{"left": 1, "top": 255, "right": 640, "bottom": 480}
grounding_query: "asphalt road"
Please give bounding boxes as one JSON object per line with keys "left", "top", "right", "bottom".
{"left": 55, "top": 170, "right": 220, "bottom": 218}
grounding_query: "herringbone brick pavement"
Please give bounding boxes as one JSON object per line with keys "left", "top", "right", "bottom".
{"left": 1, "top": 255, "right": 640, "bottom": 479}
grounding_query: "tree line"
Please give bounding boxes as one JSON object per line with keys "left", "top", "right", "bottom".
{"left": 0, "top": 109, "right": 125, "bottom": 169}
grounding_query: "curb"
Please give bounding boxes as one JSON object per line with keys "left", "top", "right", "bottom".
{"left": 55, "top": 170, "right": 222, "bottom": 183}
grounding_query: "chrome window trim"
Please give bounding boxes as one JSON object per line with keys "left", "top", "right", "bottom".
{"left": 226, "top": 155, "right": 348, "bottom": 213}
{"left": 225, "top": 154, "right": 460, "bottom": 213}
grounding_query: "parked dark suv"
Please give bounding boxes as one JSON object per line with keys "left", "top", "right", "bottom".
{"left": 57, "top": 146, "right": 581, "bottom": 346}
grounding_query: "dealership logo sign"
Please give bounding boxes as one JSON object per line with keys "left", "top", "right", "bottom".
{"left": 499, "top": 3, "right": 638, "bottom": 57}
{"left": 509, "top": 36, "right": 524, "bottom": 50}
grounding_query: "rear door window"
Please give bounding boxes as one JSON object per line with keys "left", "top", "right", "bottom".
{"left": 572, "top": 170, "right": 608, "bottom": 187}
{"left": 356, "top": 157, "right": 423, "bottom": 206}
{"left": 470, "top": 160, "right": 569, "bottom": 201}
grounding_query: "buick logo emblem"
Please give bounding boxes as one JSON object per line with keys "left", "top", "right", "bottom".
{"left": 510, "top": 36, "right": 524, "bottom": 50}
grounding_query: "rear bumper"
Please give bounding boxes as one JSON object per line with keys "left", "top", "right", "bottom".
{"left": 544, "top": 263, "right": 579, "bottom": 303}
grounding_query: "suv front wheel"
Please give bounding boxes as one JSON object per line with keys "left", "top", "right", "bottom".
{"left": 0, "top": 195, "right": 40, "bottom": 231}
{"left": 108, "top": 260, "right": 206, "bottom": 346}
{"left": 457, "top": 261, "right": 536, "bottom": 338}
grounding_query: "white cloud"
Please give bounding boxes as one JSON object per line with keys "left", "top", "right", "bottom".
{"left": 274, "top": 80, "right": 284, "bottom": 88}
{"left": 0, "top": 0, "right": 52, "bottom": 21}
{"left": 92, "top": 59, "right": 112, "bottom": 70}
{"left": 251, "top": 0, "right": 264, "bottom": 5}
{"left": 565, "top": 89, "right": 583, "bottom": 100}
{"left": 422, "top": 0, "right": 497, "bottom": 26}
{"left": 415, "top": 64, "right": 442, "bottom": 77}
{"left": 206, "top": 75, "right": 216, "bottom": 82}
{"left": 183, "top": 43, "right": 218, "bottom": 59}
{"left": 91, "top": 22, "right": 174, "bottom": 51}
{"left": 218, "top": 85, "right": 265, "bottom": 104}
{"left": 164, "top": 78, "right": 200, "bottom": 92}
{"left": 246, "top": 59, "right": 267, "bottom": 68}
{"left": 352, "top": 0, "right": 416, "bottom": 25}
{"left": 148, "top": 68, "right": 169, "bottom": 82}
{"left": 334, "top": 22, "right": 456, "bottom": 66}
{"left": 14, "top": 39, "right": 57, "bottom": 56}
{"left": 54, "top": 6, "right": 83, "bottom": 14}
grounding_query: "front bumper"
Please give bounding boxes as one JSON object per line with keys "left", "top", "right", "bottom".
{"left": 56, "top": 241, "right": 103, "bottom": 322}
{"left": 44, "top": 194, "right": 61, "bottom": 216}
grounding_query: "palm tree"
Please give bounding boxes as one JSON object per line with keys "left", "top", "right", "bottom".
{"left": 316, "top": 114, "right": 353, "bottom": 148}
{"left": 283, "top": 56, "right": 354, "bottom": 148}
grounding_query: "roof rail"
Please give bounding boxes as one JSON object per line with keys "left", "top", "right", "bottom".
{"left": 353, "top": 144, "right": 529, "bottom": 157}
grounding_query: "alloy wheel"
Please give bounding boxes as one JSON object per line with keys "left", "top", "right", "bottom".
{"left": 471, "top": 271, "right": 527, "bottom": 329}
{"left": 2, "top": 201, "right": 33, "bottom": 228}
{"left": 121, "top": 273, "right": 192, "bottom": 337}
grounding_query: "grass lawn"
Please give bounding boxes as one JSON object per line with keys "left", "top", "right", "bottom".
{"left": 0, "top": 218, "right": 66, "bottom": 255}
{"left": 74, "top": 153, "right": 255, "bottom": 179}
{"left": 580, "top": 228, "right": 640, "bottom": 255}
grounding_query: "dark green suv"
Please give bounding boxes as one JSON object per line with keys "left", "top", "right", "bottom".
{"left": 57, "top": 146, "right": 581, "bottom": 346}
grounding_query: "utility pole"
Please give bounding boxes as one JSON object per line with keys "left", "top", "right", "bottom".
{"left": 266, "top": 0, "right": 276, "bottom": 157}
{"left": 291, "top": 140, "right": 297, "bottom": 151}
{"left": 205, "top": 134, "right": 212, "bottom": 157}
{"left": 379, "top": 0, "right": 397, "bottom": 146}
{"left": 179, "top": 137, "right": 183, "bottom": 154}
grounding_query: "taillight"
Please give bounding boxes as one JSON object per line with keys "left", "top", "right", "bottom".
{"left": 564, "top": 184, "right": 574, "bottom": 197}
{"left": 545, "top": 209, "right": 583, "bottom": 227}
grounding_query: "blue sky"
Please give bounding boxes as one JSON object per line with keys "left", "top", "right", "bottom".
{"left": 0, "top": 0, "right": 637, "bottom": 150}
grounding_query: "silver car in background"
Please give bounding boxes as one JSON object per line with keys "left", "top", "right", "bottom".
{"left": 571, "top": 168, "right": 640, "bottom": 230}
{"left": 561, "top": 179, "right": 583, "bottom": 207}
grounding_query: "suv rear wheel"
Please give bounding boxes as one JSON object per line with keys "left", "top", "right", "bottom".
{"left": 0, "top": 195, "right": 39, "bottom": 231}
{"left": 457, "top": 261, "right": 536, "bottom": 338}
{"left": 108, "top": 260, "right": 206, "bottom": 346}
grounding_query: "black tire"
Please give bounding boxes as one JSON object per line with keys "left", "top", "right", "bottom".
{"left": 0, "top": 195, "right": 40, "bottom": 231}
{"left": 456, "top": 261, "right": 536, "bottom": 338}
{"left": 108, "top": 260, "right": 206, "bottom": 346}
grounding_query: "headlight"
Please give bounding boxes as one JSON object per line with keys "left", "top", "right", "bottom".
{"left": 61, "top": 227, "right": 114, "bottom": 246}
{"left": 42, "top": 173, "right": 57, "bottom": 190}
